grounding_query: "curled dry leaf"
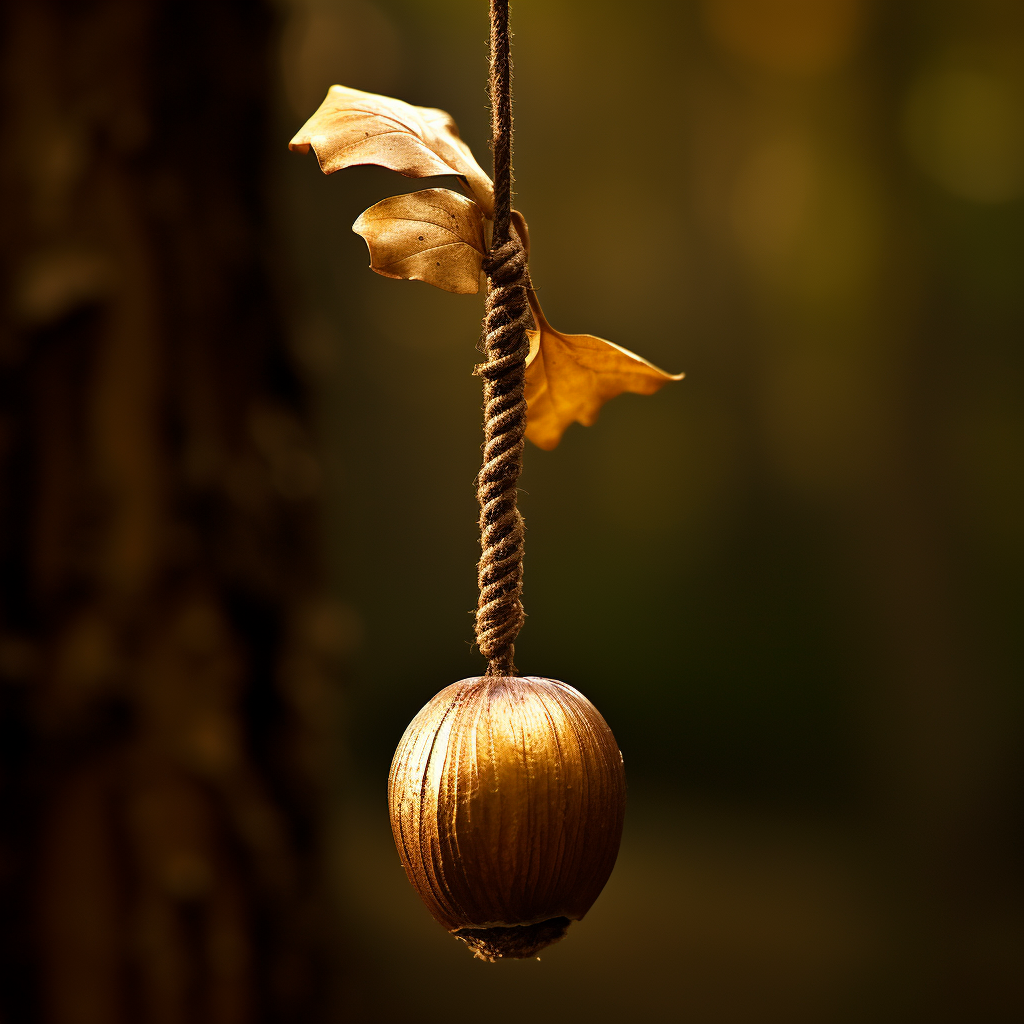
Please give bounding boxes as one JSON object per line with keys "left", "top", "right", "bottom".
{"left": 353, "top": 188, "right": 485, "bottom": 295}
{"left": 289, "top": 85, "right": 494, "bottom": 216}
{"left": 524, "top": 290, "right": 684, "bottom": 450}
{"left": 510, "top": 209, "right": 530, "bottom": 256}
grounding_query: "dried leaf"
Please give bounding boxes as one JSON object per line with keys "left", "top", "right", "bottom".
{"left": 289, "top": 85, "right": 494, "bottom": 216}
{"left": 524, "top": 291, "right": 684, "bottom": 450}
{"left": 352, "top": 189, "right": 485, "bottom": 295}
{"left": 510, "top": 209, "right": 530, "bottom": 257}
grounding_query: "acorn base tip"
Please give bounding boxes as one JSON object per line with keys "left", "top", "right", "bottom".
{"left": 453, "top": 917, "right": 571, "bottom": 961}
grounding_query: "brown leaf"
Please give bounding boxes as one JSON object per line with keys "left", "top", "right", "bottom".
{"left": 352, "top": 189, "right": 485, "bottom": 295}
{"left": 524, "top": 290, "right": 684, "bottom": 450}
{"left": 289, "top": 85, "right": 494, "bottom": 216}
{"left": 510, "top": 210, "right": 530, "bottom": 257}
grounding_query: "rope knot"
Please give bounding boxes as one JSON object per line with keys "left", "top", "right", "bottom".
{"left": 482, "top": 237, "right": 527, "bottom": 284}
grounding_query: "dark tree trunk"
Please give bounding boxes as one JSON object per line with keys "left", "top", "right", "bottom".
{"left": 0, "top": 2, "right": 337, "bottom": 1021}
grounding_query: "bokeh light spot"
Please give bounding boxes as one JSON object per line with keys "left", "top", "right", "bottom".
{"left": 903, "top": 65, "right": 1024, "bottom": 203}
{"left": 703, "top": 0, "right": 864, "bottom": 77}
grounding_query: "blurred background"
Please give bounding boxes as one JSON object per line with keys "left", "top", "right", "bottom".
{"left": 1, "top": 0, "right": 1021, "bottom": 1022}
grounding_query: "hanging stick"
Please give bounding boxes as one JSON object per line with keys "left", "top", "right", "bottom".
{"left": 474, "top": 0, "right": 531, "bottom": 676}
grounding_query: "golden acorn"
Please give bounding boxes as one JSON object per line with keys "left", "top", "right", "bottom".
{"left": 388, "top": 675, "right": 626, "bottom": 960}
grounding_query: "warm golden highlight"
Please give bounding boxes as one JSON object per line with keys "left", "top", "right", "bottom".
{"left": 388, "top": 676, "right": 627, "bottom": 960}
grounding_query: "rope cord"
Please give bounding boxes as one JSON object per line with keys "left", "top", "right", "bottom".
{"left": 474, "top": 0, "right": 531, "bottom": 676}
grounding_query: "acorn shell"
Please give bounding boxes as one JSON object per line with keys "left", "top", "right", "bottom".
{"left": 388, "top": 675, "right": 626, "bottom": 956}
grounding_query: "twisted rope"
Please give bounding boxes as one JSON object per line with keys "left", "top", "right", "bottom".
{"left": 488, "top": 0, "right": 512, "bottom": 247}
{"left": 475, "top": 238, "right": 529, "bottom": 675}
{"left": 474, "top": 0, "right": 529, "bottom": 677}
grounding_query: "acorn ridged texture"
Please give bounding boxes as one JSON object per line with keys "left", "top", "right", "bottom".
{"left": 388, "top": 675, "right": 626, "bottom": 960}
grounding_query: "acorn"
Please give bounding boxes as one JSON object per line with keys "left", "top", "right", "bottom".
{"left": 388, "top": 675, "right": 626, "bottom": 960}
